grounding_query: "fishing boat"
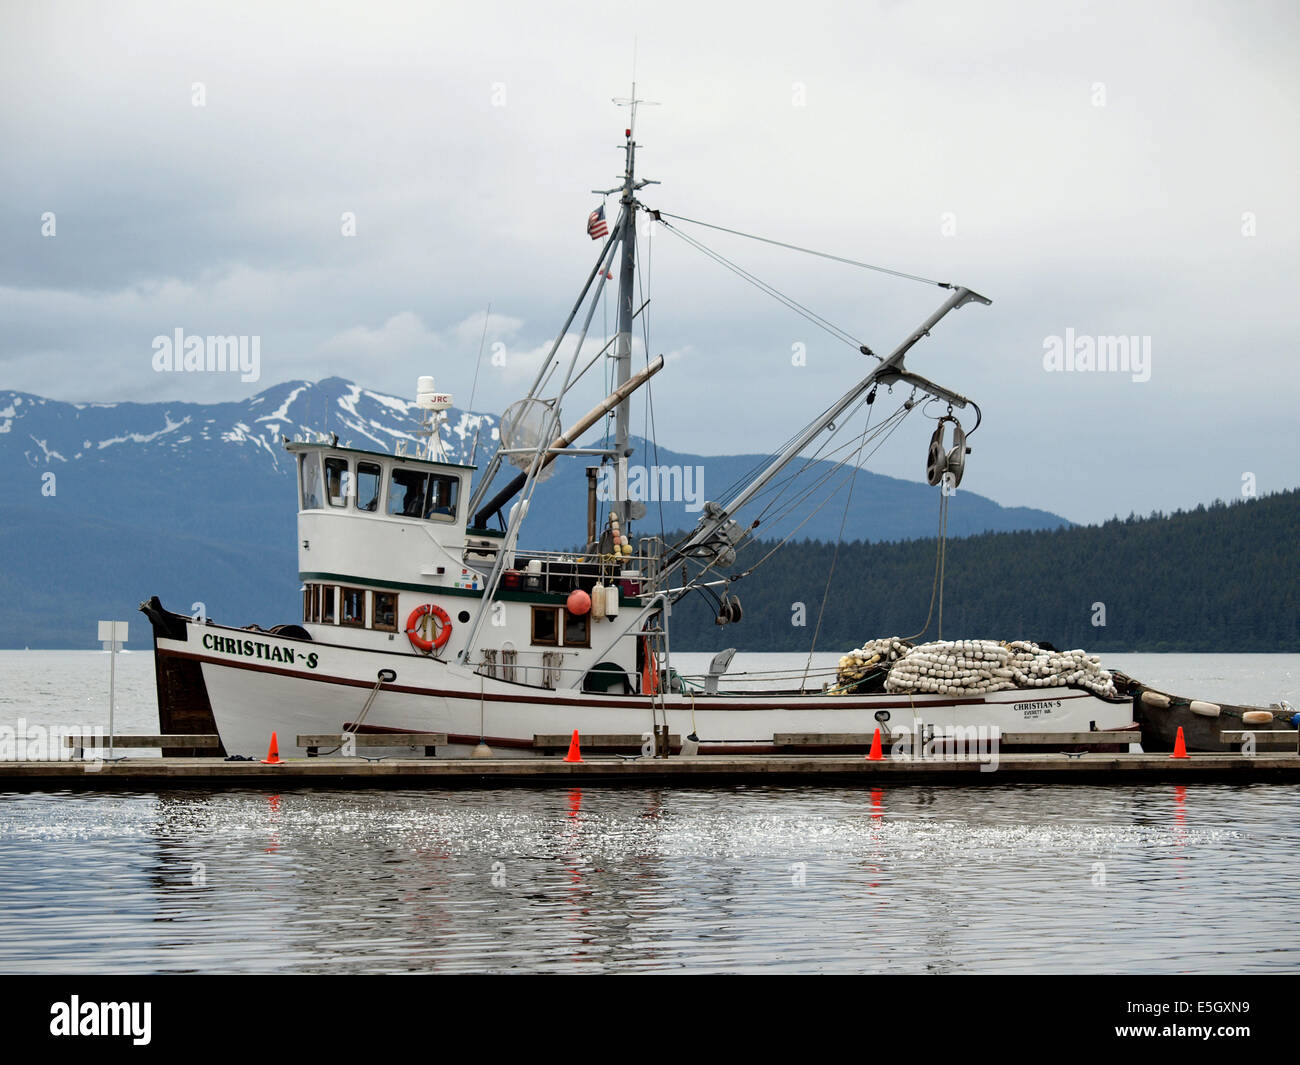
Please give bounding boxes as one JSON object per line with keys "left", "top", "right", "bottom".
{"left": 142, "top": 106, "right": 1156, "bottom": 759}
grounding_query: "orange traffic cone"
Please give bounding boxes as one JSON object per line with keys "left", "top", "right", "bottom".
{"left": 866, "top": 727, "right": 884, "bottom": 761}
{"left": 563, "top": 730, "right": 582, "bottom": 763}
{"left": 1170, "top": 726, "right": 1188, "bottom": 759}
{"left": 262, "top": 731, "right": 283, "bottom": 764}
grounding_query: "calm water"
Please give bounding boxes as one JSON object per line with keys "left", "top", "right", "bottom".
{"left": 1, "top": 650, "right": 1298, "bottom": 973}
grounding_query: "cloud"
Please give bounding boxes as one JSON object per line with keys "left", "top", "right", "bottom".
{"left": 0, "top": 0, "right": 1297, "bottom": 523}
{"left": 319, "top": 311, "right": 441, "bottom": 362}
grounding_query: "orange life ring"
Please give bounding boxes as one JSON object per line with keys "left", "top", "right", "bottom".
{"left": 406, "top": 604, "right": 452, "bottom": 653}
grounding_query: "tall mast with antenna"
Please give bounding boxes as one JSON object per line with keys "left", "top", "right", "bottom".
{"left": 611, "top": 84, "right": 658, "bottom": 528}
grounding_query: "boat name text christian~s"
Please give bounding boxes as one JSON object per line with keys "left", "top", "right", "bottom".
{"left": 201, "top": 632, "right": 318, "bottom": 669}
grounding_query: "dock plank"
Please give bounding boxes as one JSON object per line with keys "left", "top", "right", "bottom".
{"left": 1219, "top": 730, "right": 1298, "bottom": 750}
{"left": 296, "top": 733, "right": 448, "bottom": 747}
{"left": 533, "top": 734, "right": 679, "bottom": 748}
{"left": 62, "top": 734, "right": 221, "bottom": 748}
{"left": 3, "top": 752, "right": 1299, "bottom": 789}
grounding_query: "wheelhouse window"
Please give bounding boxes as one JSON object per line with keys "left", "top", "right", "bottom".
{"left": 321, "top": 585, "right": 336, "bottom": 624}
{"left": 325, "top": 457, "right": 351, "bottom": 507}
{"left": 300, "top": 453, "right": 324, "bottom": 510}
{"left": 356, "top": 462, "right": 382, "bottom": 513}
{"left": 341, "top": 587, "right": 366, "bottom": 627}
{"left": 388, "top": 469, "right": 429, "bottom": 518}
{"left": 424, "top": 474, "right": 459, "bottom": 522}
{"left": 386, "top": 467, "right": 461, "bottom": 521}
{"left": 303, "top": 585, "right": 312, "bottom": 622}
{"left": 531, "top": 606, "right": 560, "bottom": 646}
{"left": 372, "top": 591, "right": 397, "bottom": 632}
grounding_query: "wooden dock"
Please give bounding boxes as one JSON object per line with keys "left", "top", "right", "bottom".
{"left": 4, "top": 752, "right": 1300, "bottom": 789}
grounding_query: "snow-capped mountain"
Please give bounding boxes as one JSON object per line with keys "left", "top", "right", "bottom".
{"left": 0, "top": 376, "right": 499, "bottom": 476}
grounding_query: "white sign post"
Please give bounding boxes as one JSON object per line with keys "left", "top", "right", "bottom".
{"left": 98, "top": 621, "right": 128, "bottom": 761}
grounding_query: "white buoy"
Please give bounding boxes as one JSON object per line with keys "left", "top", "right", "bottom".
{"left": 605, "top": 586, "right": 620, "bottom": 622}
{"left": 590, "top": 582, "right": 606, "bottom": 620}
{"left": 1189, "top": 700, "right": 1221, "bottom": 718}
{"left": 1141, "top": 690, "right": 1172, "bottom": 709}
{"left": 1242, "top": 710, "right": 1274, "bottom": 725}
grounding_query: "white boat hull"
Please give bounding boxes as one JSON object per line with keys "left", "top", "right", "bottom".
{"left": 153, "top": 618, "right": 1137, "bottom": 758}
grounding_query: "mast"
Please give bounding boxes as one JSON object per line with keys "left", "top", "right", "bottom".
{"left": 612, "top": 125, "right": 636, "bottom": 523}
{"left": 608, "top": 83, "right": 658, "bottom": 529}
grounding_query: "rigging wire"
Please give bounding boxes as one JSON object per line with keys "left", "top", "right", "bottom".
{"left": 637, "top": 214, "right": 667, "bottom": 542}
{"left": 672, "top": 401, "right": 912, "bottom": 601}
{"left": 749, "top": 411, "right": 881, "bottom": 524}
{"left": 467, "top": 303, "right": 491, "bottom": 411}
{"left": 658, "top": 221, "right": 868, "bottom": 352}
{"left": 800, "top": 397, "right": 875, "bottom": 687}
{"left": 746, "top": 402, "right": 908, "bottom": 534}
{"left": 705, "top": 376, "right": 901, "bottom": 519}
{"left": 650, "top": 210, "right": 952, "bottom": 289}
{"left": 705, "top": 412, "right": 832, "bottom": 512}
{"left": 731, "top": 404, "right": 913, "bottom": 579}
{"left": 667, "top": 399, "right": 905, "bottom": 585}
{"left": 466, "top": 302, "right": 492, "bottom": 469}
{"left": 663, "top": 399, "right": 873, "bottom": 564}
{"left": 903, "top": 487, "right": 951, "bottom": 643}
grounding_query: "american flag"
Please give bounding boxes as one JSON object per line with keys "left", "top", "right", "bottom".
{"left": 587, "top": 204, "right": 609, "bottom": 240}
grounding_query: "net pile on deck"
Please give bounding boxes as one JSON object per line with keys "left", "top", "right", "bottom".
{"left": 835, "top": 637, "right": 914, "bottom": 687}
{"left": 836, "top": 638, "right": 1118, "bottom": 698}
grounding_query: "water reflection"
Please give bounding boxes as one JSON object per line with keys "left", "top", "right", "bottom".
{"left": 0, "top": 783, "right": 1296, "bottom": 973}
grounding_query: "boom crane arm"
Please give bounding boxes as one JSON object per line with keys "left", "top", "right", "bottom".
{"left": 665, "top": 285, "right": 990, "bottom": 567}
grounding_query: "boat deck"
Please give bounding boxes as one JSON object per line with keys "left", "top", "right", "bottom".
{"left": 3, "top": 752, "right": 1299, "bottom": 789}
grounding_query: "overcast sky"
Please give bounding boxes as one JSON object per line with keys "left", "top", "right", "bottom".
{"left": 2, "top": 0, "right": 1297, "bottom": 524}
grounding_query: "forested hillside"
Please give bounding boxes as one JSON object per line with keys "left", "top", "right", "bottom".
{"left": 666, "top": 490, "right": 1300, "bottom": 653}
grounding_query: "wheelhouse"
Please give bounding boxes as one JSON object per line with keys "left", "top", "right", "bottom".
{"left": 294, "top": 443, "right": 468, "bottom": 527}
{"left": 285, "top": 440, "right": 647, "bottom": 690}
